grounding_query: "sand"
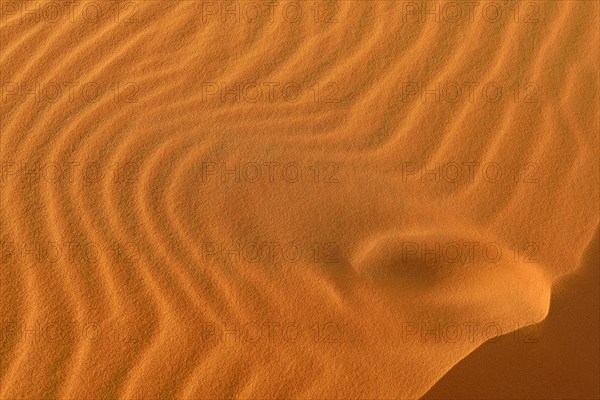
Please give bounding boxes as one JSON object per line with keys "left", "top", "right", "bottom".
{"left": 424, "top": 229, "right": 600, "bottom": 399}
{"left": 0, "top": 1, "right": 598, "bottom": 399}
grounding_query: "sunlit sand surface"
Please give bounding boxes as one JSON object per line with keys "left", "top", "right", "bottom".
{"left": 1, "top": 1, "right": 598, "bottom": 398}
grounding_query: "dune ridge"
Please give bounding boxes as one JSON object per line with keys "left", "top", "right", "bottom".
{"left": 1, "top": 1, "right": 598, "bottom": 398}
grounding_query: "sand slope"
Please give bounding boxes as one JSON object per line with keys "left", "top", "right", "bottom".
{"left": 424, "top": 229, "right": 599, "bottom": 399}
{"left": 1, "top": 1, "right": 599, "bottom": 398}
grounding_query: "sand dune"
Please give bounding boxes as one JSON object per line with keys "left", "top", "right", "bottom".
{"left": 1, "top": 1, "right": 598, "bottom": 398}
{"left": 424, "top": 229, "right": 600, "bottom": 399}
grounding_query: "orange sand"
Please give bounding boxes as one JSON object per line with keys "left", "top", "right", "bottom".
{"left": 0, "top": 1, "right": 598, "bottom": 398}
